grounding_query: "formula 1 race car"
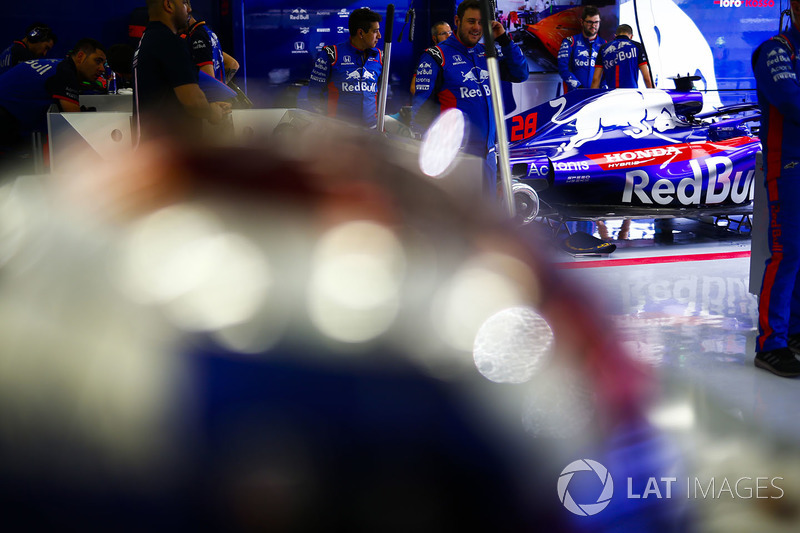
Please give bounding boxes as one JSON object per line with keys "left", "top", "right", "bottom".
{"left": 504, "top": 88, "right": 761, "bottom": 226}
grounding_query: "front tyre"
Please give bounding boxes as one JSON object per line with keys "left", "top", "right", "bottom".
{"left": 512, "top": 181, "right": 539, "bottom": 225}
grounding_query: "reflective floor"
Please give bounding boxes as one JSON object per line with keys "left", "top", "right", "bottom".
{"left": 552, "top": 218, "right": 800, "bottom": 445}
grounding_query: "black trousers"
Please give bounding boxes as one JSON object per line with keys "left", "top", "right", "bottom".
{"left": 0, "top": 105, "right": 21, "bottom": 148}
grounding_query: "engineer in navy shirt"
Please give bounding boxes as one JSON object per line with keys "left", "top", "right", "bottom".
{"left": 0, "top": 23, "right": 57, "bottom": 76}
{"left": 557, "top": 5, "right": 605, "bottom": 93}
{"left": 133, "top": 0, "right": 231, "bottom": 145}
{"left": 183, "top": 0, "right": 239, "bottom": 83}
{"left": 306, "top": 7, "right": 383, "bottom": 129}
{"left": 0, "top": 38, "right": 106, "bottom": 163}
{"left": 591, "top": 24, "right": 653, "bottom": 89}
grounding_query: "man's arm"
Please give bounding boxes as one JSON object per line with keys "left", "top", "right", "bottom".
{"left": 593, "top": 40, "right": 608, "bottom": 89}
{"left": 410, "top": 50, "right": 442, "bottom": 138}
{"left": 557, "top": 37, "right": 580, "bottom": 89}
{"left": 635, "top": 42, "right": 653, "bottom": 89}
{"left": 189, "top": 30, "right": 217, "bottom": 80}
{"left": 199, "top": 64, "right": 215, "bottom": 78}
{"left": 222, "top": 52, "right": 239, "bottom": 83}
{"left": 58, "top": 99, "right": 81, "bottom": 112}
{"left": 590, "top": 64, "right": 603, "bottom": 89}
{"left": 639, "top": 63, "right": 654, "bottom": 88}
{"left": 306, "top": 47, "right": 332, "bottom": 115}
{"left": 492, "top": 21, "right": 529, "bottom": 83}
{"left": 753, "top": 39, "right": 800, "bottom": 124}
{"left": 173, "top": 83, "right": 230, "bottom": 124}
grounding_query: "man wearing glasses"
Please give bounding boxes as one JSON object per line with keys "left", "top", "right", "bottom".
{"left": 431, "top": 21, "right": 453, "bottom": 45}
{"left": 557, "top": 5, "right": 605, "bottom": 92}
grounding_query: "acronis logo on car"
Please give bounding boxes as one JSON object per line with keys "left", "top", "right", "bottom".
{"left": 553, "top": 160, "right": 590, "bottom": 172}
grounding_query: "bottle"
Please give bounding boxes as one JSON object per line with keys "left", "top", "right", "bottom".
{"left": 108, "top": 71, "right": 117, "bottom": 95}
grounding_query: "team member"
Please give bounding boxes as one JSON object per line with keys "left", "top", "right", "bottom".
{"left": 588, "top": 24, "right": 648, "bottom": 239}
{"left": 411, "top": 0, "right": 529, "bottom": 192}
{"left": 557, "top": 5, "right": 605, "bottom": 93}
{"left": 752, "top": 0, "right": 800, "bottom": 377}
{"left": 133, "top": 0, "right": 231, "bottom": 145}
{"left": 591, "top": 24, "right": 653, "bottom": 89}
{"left": 410, "top": 22, "right": 453, "bottom": 96}
{"left": 0, "top": 38, "right": 106, "bottom": 163}
{"left": 183, "top": 0, "right": 239, "bottom": 83}
{"left": 0, "top": 23, "right": 57, "bottom": 76}
{"left": 306, "top": 7, "right": 383, "bottom": 128}
{"left": 431, "top": 21, "right": 453, "bottom": 44}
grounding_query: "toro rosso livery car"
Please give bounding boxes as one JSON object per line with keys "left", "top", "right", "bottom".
{"left": 505, "top": 88, "right": 761, "bottom": 222}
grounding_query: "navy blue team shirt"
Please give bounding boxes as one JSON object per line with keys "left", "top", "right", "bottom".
{"left": 185, "top": 21, "right": 226, "bottom": 82}
{"left": 307, "top": 40, "right": 383, "bottom": 128}
{"left": 0, "top": 41, "right": 36, "bottom": 76}
{"left": 595, "top": 35, "right": 649, "bottom": 89}
{"left": 133, "top": 21, "right": 199, "bottom": 143}
{"left": 0, "top": 57, "right": 80, "bottom": 136}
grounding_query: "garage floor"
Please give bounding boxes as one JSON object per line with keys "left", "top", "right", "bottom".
{"left": 552, "top": 218, "right": 800, "bottom": 445}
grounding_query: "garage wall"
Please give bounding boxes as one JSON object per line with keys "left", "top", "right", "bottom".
{"left": 0, "top": 0, "right": 220, "bottom": 58}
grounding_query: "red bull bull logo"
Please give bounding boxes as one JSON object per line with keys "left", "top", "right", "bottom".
{"left": 550, "top": 90, "right": 682, "bottom": 156}
{"left": 461, "top": 67, "right": 489, "bottom": 84}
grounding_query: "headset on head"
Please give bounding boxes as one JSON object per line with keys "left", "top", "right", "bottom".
{"left": 26, "top": 25, "right": 54, "bottom": 44}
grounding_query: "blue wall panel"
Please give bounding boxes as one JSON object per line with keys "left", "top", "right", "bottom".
{"left": 235, "top": 1, "right": 417, "bottom": 110}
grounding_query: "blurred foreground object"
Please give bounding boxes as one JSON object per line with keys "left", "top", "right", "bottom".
{"left": 1, "top": 124, "right": 798, "bottom": 532}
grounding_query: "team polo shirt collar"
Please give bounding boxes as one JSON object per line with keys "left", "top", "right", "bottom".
{"left": 448, "top": 34, "right": 478, "bottom": 54}
{"left": 342, "top": 39, "right": 380, "bottom": 60}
